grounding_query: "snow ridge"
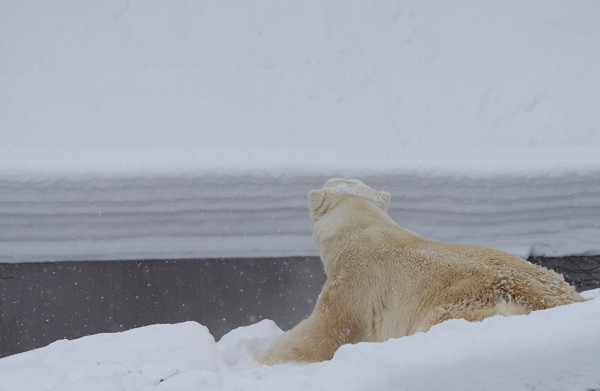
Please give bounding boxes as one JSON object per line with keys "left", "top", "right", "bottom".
{"left": 1, "top": 171, "right": 599, "bottom": 262}
{"left": 1, "top": 290, "right": 599, "bottom": 391}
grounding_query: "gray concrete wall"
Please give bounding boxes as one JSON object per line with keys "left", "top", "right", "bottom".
{"left": 528, "top": 255, "right": 600, "bottom": 292}
{"left": 0, "top": 257, "right": 326, "bottom": 358}
{"left": 1, "top": 256, "right": 599, "bottom": 358}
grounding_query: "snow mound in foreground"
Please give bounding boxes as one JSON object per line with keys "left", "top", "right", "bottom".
{"left": 2, "top": 289, "right": 599, "bottom": 391}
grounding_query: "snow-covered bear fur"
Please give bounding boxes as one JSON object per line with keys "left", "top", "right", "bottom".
{"left": 262, "top": 178, "right": 585, "bottom": 364}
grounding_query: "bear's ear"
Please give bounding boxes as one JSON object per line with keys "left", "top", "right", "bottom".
{"left": 308, "top": 189, "right": 323, "bottom": 215}
{"left": 378, "top": 191, "right": 391, "bottom": 212}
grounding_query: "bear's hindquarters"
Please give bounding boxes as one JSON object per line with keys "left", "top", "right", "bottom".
{"left": 431, "top": 299, "right": 532, "bottom": 327}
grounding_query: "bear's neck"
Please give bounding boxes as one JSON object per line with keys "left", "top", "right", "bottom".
{"left": 313, "top": 197, "right": 410, "bottom": 274}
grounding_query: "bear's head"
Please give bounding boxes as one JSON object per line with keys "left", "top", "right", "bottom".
{"left": 308, "top": 178, "right": 391, "bottom": 220}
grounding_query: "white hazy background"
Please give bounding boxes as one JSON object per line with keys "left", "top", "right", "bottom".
{"left": 2, "top": 1, "right": 599, "bottom": 159}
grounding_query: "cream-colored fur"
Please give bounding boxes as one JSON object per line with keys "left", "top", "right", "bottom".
{"left": 262, "top": 178, "right": 585, "bottom": 365}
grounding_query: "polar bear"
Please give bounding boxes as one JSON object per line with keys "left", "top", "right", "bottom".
{"left": 262, "top": 178, "right": 585, "bottom": 364}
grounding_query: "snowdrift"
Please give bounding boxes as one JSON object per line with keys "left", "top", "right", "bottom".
{"left": 1, "top": 289, "right": 599, "bottom": 391}
{"left": 2, "top": 154, "right": 600, "bottom": 262}
{"left": 2, "top": 1, "right": 600, "bottom": 261}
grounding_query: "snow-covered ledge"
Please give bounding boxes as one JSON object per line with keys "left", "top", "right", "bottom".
{"left": 2, "top": 148, "right": 599, "bottom": 262}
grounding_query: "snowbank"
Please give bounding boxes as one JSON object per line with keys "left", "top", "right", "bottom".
{"left": 1, "top": 1, "right": 599, "bottom": 261}
{"left": 1, "top": 289, "right": 599, "bottom": 391}
{"left": 2, "top": 155, "right": 600, "bottom": 261}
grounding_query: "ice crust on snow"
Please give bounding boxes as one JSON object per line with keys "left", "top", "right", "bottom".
{"left": 1, "top": 290, "right": 599, "bottom": 391}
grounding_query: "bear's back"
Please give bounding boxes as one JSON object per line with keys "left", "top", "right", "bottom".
{"left": 393, "top": 239, "right": 584, "bottom": 311}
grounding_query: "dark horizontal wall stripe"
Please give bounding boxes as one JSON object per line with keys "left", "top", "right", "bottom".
{"left": 0, "top": 257, "right": 326, "bottom": 358}
{"left": 1, "top": 256, "right": 598, "bottom": 358}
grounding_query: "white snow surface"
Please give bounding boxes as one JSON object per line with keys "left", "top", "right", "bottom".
{"left": 1, "top": 289, "right": 599, "bottom": 391}
{"left": 2, "top": 0, "right": 600, "bottom": 153}
{"left": 1, "top": 1, "right": 600, "bottom": 261}
{"left": 2, "top": 160, "right": 600, "bottom": 261}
